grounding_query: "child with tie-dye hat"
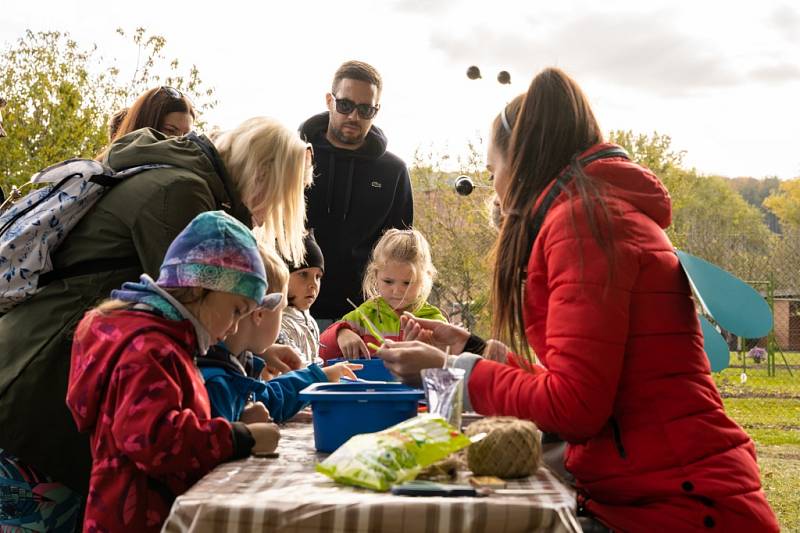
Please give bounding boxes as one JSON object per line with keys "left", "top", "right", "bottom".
{"left": 66, "top": 211, "right": 280, "bottom": 533}
{"left": 197, "top": 244, "right": 358, "bottom": 424}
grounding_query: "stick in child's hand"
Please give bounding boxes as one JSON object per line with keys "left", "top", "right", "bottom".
{"left": 346, "top": 298, "right": 385, "bottom": 344}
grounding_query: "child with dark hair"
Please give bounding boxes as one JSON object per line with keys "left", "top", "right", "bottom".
{"left": 273, "top": 232, "right": 326, "bottom": 366}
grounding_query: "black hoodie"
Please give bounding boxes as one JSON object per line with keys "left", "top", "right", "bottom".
{"left": 299, "top": 112, "right": 413, "bottom": 319}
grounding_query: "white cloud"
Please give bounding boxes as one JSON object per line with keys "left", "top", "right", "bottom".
{"left": 2, "top": 0, "right": 799, "bottom": 178}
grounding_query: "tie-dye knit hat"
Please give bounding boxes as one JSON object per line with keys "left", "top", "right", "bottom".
{"left": 156, "top": 211, "right": 281, "bottom": 308}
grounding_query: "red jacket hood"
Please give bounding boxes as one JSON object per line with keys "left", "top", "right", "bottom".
{"left": 67, "top": 310, "right": 197, "bottom": 432}
{"left": 533, "top": 143, "right": 673, "bottom": 229}
{"left": 577, "top": 143, "right": 672, "bottom": 229}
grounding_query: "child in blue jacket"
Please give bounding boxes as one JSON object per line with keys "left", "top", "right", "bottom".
{"left": 198, "top": 245, "right": 358, "bottom": 423}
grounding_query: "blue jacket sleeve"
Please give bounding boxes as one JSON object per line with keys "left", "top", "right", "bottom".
{"left": 204, "top": 374, "right": 242, "bottom": 422}
{"left": 254, "top": 364, "right": 327, "bottom": 422}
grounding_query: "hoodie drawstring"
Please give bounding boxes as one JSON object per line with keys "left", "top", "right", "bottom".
{"left": 342, "top": 159, "right": 355, "bottom": 221}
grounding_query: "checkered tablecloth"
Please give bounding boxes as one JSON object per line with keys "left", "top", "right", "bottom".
{"left": 162, "top": 421, "right": 579, "bottom": 533}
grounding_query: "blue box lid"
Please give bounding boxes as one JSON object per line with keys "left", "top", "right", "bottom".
{"left": 299, "top": 382, "right": 424, "bottom": 402}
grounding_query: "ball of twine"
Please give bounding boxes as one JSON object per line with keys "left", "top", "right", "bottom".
{"left": 464, "top": 416, "right": 541, "bottom": 478}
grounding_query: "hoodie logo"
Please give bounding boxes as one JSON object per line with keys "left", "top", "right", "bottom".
{"left": 371, "top": 181, "right": 382, "bottom": 189}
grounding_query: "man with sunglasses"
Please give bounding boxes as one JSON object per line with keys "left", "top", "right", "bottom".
{"left": 300, "top": 60, "right": 413, "bottom": 329}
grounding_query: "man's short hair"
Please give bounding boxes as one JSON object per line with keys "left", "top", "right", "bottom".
{"left": 332, "top": 61, "right": 382, "bottom": 95}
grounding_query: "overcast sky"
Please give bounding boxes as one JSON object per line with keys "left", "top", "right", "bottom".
{"left": 4, "top": 0, "right": 800, "bottom": 178}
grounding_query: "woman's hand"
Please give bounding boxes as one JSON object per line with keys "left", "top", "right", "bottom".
{"left": 262, "top": 345, "right": 304, "bottom": 376}
{"left": 247, "top": 422, "right": 281, "bottom": 455}
{"left": 483, "top": 339, "right": 509, "bottom": 362}
{"left": 322, "top": 362, "right": 364, "bottom": 382}
{"left": 377, "top": 339, "right": 448, "bottom": 387}
{"left": 240, "top": 401, "right": 271, "bottom": 424}
{"left": 401, "top": 313, "right": 470, "bottom": 353}
{"left": 337, "top": 328, "right": 370, "bottom": 359}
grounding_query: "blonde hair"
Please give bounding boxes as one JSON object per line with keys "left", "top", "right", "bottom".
{"left": 362, "top": 228, "right": 437, "bottom": 309}
{"left": 212, "top": 117, "right": 312, "bottom": 264}
{"left": 259, "top": 245, "right": 290, "bottom": 295}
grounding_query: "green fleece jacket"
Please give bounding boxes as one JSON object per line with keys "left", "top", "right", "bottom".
{"left": 318, "top": 296, "right": 447, "bottom": 360}
{"left": 0, "top": 128, "right": 249, "bottom": 494}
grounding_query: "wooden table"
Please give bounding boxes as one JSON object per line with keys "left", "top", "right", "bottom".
{"left": 162, "top": 419, "right": 579, "bottom": 533}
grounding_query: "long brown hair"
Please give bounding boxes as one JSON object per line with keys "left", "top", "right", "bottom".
{"left": 491, "top": 67, "right": 614, "bottom": 359}
{"left": 110, "top": 87, "right": 195, "bottom": 142}
{"left": 97, "top": 86, "right": 196, "bottom": 160}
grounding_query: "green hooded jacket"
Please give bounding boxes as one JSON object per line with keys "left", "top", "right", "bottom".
{"left": 0, "top": 128, "right": 250, "bottom": 494}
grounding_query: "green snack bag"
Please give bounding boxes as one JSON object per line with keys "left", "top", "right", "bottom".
{"left": 316, "top": 414, "right": 472, "bottom": 491}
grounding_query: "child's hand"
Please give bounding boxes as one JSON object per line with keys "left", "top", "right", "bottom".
{"left": 377, "top": 340, "right": 447, "bottom": 387}
{"left": 262, "top": 344, "right": 304, "bottom": 376}
{"left": 240, "top": 401, "right": 271, "bottom": 424}
{"left": 322, "top": 362, "right": 364, "bottom": 382}
{"left": 337, "top": 328, "right": 370, "bottom": 359}
{"left": 247, "top": 422, "right": 281, "bottom": 455}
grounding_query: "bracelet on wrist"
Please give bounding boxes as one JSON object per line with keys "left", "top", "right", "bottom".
{"left": 462, "top": 333, "right": 487, "bottom": 355}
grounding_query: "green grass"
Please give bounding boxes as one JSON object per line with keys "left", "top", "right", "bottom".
{"left": 711, "top": 352, "right": 800, "bottom": 530}
{"left": 721, "top": 397, "right": 800, "bottom": 427}
{"left": 758, "top": 446, "right": 800, "bottom": 532}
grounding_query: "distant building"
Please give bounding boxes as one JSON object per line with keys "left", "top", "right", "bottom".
{"left": 773, "top": 291, "right": 800, "bottom": 351}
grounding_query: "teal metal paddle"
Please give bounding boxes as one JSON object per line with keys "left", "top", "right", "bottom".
{"left": 697, "top": 314, "right": 731, "bottom": 372}
{"left": 676, "top": 250, "right": 773, "bottom": 339}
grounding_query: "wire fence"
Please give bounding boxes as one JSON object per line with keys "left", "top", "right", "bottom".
{"left": 675, "top": 227, "right": 800, "bottom": 446}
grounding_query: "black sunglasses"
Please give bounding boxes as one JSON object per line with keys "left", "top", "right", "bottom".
{"left": 331, "top": 95, "right": 380, "bottom": 120}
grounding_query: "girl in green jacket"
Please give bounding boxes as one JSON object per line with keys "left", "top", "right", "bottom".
{"left": 319, "top": 228, "right": 447, "bottom": 360}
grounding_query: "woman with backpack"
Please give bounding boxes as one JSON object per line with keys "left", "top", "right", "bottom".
{"left": 378, "top": 68, "right": 779, "bottom": 532}
{"left": 103, "top": 85, "right": 196, "bottom": 148}
{"left": 0, "top": 114, "right": 311, "bottom": 530}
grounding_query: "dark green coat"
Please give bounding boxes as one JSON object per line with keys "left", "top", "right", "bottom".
{"left": 0, "top": 128, "right": 250, "bottom": 494}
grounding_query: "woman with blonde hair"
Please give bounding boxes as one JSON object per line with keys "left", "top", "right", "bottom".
{"left": 0, "top": 115, "right": 311, "bottom": 523}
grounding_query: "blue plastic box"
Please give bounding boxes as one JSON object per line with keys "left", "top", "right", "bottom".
{"left": 298, "top": 382, "right": 424, "bottom": 452}
{"left": 325, "top": 358, "right": 397, "bottom": 382}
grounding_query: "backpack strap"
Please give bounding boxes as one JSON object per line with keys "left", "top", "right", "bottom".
{"left": 35, "top": 164, "right": 173, "bottom": 286}
{"left": 38, "top": 257, "right": 141, "bottom": 287}
{"left": 89, "top": 163, "right": 173, "bottom": 187}
{"left": 527, "top": 146, "right": 630, "bottom": 245}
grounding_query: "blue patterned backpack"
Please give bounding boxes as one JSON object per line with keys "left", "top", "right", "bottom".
{"left": 0, "top": 158, "right": 169, "bottom": 313}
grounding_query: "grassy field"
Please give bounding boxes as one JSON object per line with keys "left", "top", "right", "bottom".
{"left": 713, "top": 351, "right": 800, "bottom": 530}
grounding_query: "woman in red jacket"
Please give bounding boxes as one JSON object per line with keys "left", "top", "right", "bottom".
{"left": 379, "top": 68, "right": 779, "bottom": 532}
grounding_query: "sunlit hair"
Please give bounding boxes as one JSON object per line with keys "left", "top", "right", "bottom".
{"left": 211, "top": 117, "right": 313, "bottom": 265}
{"left": 362, "top": 228, "right": 437, "bottom": 309}
{"left": 258, "top": 245, "right": 289, "bottom": 296}
{"left": 490, "top": 67, "right": 611, "bottom": 359}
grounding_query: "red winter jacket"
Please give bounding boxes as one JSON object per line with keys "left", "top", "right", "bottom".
{"left": 466, "top": 144, "right": 779, "bottom": 532}
{"left": 67, "top": 310, "right": 249, "bottom": 532}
